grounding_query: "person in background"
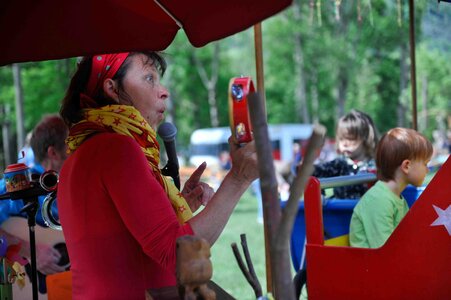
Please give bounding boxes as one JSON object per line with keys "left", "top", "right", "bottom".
{"left": 58, "top": 51, "right": 258, "bottom": 299}
{"left": 296, "top": 110, "right": 379, "bottom": 299}
{"left": 18, "top": 132, "right": 44, "bottom": 173}
{"left": 253, "top": 160, "right": 291, "bottom": 224}
{"left": 219, "top": 150, "right": 232, "bottom": 171}
{"left": 311, "top": 110, "right": 379, "bottom": 199}
{"left": 349, "top": 127, "right": 433, "bottom": 248}
{"left": 0, "top": 115, "right": 69, "bottom": 296}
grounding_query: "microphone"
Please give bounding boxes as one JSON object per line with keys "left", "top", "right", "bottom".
{"left": 157, "top": 122, "right": 181, "bottom": 190}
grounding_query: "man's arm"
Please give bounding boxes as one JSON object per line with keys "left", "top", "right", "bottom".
{"left": 0, "top": 221, "right": 66, "bottom": 274}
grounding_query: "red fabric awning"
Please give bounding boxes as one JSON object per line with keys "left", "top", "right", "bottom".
{"left": 0, "top": 0, "right": 292, "bottom": 65}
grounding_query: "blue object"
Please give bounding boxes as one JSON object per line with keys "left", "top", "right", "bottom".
{"left": 0, "top": 236, "right": 7, "bottom": 257}
{"left": 401, "top": 185, "right": 425, "bottom": 208}
{"left": 289, "top": 184, "right": 425, "bottom": 270}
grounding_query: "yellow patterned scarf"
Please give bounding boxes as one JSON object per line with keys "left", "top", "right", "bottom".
{"left": 66, "top": 105, "right": 192, "bottom": 223}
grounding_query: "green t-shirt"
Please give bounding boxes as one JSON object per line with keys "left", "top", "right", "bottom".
{"left": 349, "top": 180, "right": 410, "bottom": 248}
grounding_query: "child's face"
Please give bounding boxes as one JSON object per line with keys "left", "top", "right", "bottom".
{"left": 406, "top": 159, "right": 430, "bottom": 187}
{"left": 337, "top": 136, "right": 365, "bottom": 161}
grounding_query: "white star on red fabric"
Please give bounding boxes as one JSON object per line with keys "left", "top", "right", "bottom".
{"left": 430, "top": 204, "right": 451, "bottom": 235}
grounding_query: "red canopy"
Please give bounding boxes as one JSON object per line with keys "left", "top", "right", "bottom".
{"left": 0, "top": 0, "right": 292, "bottom": 65}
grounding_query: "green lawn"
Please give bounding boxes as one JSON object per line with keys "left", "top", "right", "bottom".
{"left": 210, "top": 189, "right": 272, "bottom": 299}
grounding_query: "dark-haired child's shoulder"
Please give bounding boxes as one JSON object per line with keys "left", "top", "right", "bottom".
{"left": 313, "top": 156, "right": 375, "bottom": 199}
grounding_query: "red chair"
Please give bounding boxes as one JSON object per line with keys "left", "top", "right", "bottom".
{"left": 304, "top": 157, "right": 451, "bottom": 299}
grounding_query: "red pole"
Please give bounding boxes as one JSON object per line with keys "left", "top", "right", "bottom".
{"left": 304, "top": 177, "right": 324, "bottom": 245}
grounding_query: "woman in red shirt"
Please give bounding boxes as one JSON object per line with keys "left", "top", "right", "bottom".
{"left": 58, "top": 52, "right": 258, "bottom": 299}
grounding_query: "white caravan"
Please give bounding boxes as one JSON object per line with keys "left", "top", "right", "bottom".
{"left": 189, "top": 124, "right": 313, "bottom": 167}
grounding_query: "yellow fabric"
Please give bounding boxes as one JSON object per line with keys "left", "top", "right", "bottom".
{"left": 11, "top": 261, "right": 26, "bottom": 289}
{"left": 66, "top": 105, "right": 192, "bottom": 223}
{"left": 324, "top": 234, "right": 350, "bottom": 247}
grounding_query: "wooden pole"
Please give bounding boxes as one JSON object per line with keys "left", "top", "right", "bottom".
{"left": 254, "top": 23, "right": 267, "bottom": 117}
{"left": 408, "top": 0, "right": 417, "bottom": 130}
{"left": 273, "top": 125, "right": 325, "bottom": 300}
{"left": 12, "top": 63, "right": 25, "bottom": 151}
{"left": 248, "top": 93, "right": 280, "bottom": 296}
{"left": 253, "top": 23, "right": 272, "bottom": 294}
{"left": 1, "top": 105, "right": 12, "bottom": 167}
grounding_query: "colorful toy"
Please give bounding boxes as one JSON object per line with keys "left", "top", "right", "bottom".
{"left": 3, "top": 163, "right": 31, "bottom": 193}
{"left": 228, "top": 76, "right": 255, "bottom": 144}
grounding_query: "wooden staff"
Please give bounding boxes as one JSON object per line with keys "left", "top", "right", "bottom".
{"left": 253, "top": 23, "right": 272, "bottom": 293}
{"left": 273, "top": 124, "right": 325, "bottom": 300}
{"left": 408, "top": 0, "right": 417, "bottom": 130}
{"left": 254, "top": 23, "right": 267, "bottom": 117}
{"left": 248, "top": 92, "right": 280, "bottom": 295}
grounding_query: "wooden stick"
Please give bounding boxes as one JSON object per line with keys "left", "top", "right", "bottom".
{"left": 240, "top": 234, "right": 262, "bottom": 297}
{"left": 248, "top": 92, "right": 281, "bottom": 295}
{"left": 253, "top": 23, "right": 267, "bottom": 116}
{"left": 253, "top": 23, "right": 270, "bottom": 294}
{"left": 408, "top": 0, "right": 417, "bottom": 130}
{"left": 274, "top": 125, "right": 326, "bottom": 300}
{"left": 231, "top": 243, "right": 260, "bottom": 297}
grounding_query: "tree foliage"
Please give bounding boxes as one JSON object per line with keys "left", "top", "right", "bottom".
{"left": 0, "top": 1, "right": 449, "bottom": 163}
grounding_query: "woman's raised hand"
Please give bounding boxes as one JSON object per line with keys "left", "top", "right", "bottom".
{"left": 181, "top": 162, "right": 215, "bottom": 212}
{"left": 228, "top": 137, "right": 259, "bottom": 183}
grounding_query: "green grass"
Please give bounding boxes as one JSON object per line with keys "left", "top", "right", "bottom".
{"left": 210, "top": 189, "right": 269, "bottom": 299}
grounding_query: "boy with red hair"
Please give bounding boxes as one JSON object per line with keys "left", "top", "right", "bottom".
{"left": 350, "top": 127, "right": 433, "bottom": 248}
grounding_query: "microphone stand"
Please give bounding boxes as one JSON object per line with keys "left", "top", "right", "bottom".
{"left": 21, "top": 197, "right": 39, "bottom": 300}
{"left": 0, "top": 183, "right": 52, "bottom": 300}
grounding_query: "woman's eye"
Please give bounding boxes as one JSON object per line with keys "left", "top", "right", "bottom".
{"left": 145, "top": 75, "right": 153, "bottom": 82}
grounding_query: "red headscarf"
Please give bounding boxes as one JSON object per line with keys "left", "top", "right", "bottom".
{"left": 81, "top": 53, "right": 130, "bottom": 107}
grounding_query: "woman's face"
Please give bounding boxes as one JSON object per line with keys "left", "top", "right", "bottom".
{"left": 120, "top": 54, "right": 169, "bottom": 129}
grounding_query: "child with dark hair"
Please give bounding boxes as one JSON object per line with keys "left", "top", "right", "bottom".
{"left": 312, "top": 109, "right": 379, "bottom": 199}
{"left": 296, "top": 111, "right": 379, "bottom": 299}
{"left": 350, "top": 127, "right": 433, "bottom": 248}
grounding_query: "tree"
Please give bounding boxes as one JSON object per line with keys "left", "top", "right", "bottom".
{"left": 192, "top": 42, "right": 221, "bottom": 127}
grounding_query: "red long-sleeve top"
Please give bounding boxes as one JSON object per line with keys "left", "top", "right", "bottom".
{"left": 58, "top": 133, "right": 193, "bottom": 300}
